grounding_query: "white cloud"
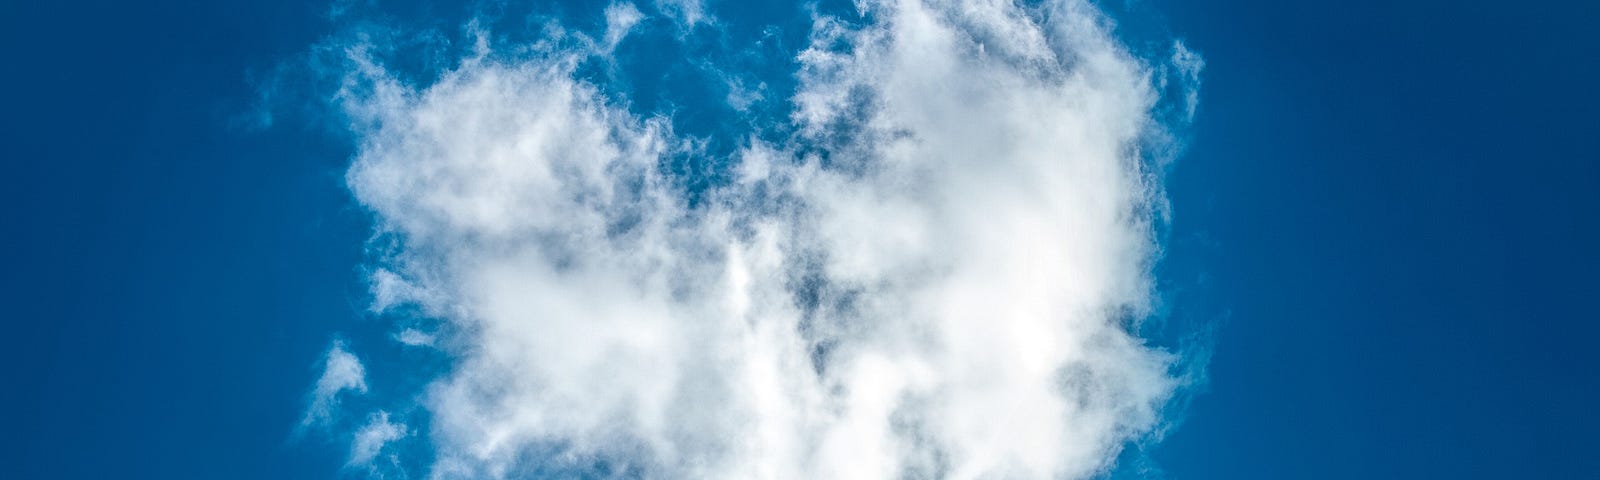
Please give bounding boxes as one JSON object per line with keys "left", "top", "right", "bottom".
{"left": 303, "top": 340, "right": 368, "bottom": 426}
{"left": 348, "top": 411, "right": 409, "bottom": 468}
{"left": 654, "top": 0, "right": 708, "bottom": 28}
{"left": 602, "top": 2, "right": 645, "bottom": 54}
{"left": 395, "top": 328, "right": 436, "bottom": 347}
{"left": 327, "top": 0, "right": 1193, "bottom": 478}
{"left": 1170, "top": 40, "right": 1205, "bottom": 121}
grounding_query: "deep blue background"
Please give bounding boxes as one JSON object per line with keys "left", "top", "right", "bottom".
{"left": 2, "top": 0, "right": 1596, "bottom": 478}
{"left": 2, "top": 1, "right": 361, "bottom": 477}
{"left": 1145, "top": 0, "right": 1600, "bottom": 477}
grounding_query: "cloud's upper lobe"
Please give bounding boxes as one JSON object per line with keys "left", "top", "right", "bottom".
{"left": 310, "top": 0, "right": 1200, "bottom": 478}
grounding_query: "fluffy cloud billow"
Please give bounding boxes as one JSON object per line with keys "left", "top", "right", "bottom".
{"left": 311, "top": 0, "right": 1200, "bottom": 478}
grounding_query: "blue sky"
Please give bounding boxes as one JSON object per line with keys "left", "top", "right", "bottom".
{"left": 2, "top": 0, "right": 1597, "bottom": 479}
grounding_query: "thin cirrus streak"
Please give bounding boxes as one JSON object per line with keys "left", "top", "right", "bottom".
{"left": 308, "top": 0, "right": 1201, "bottom": 478}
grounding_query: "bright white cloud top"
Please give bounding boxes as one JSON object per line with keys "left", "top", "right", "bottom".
{"left": 316, "top": 0, "right": 1199, "bottom": 478}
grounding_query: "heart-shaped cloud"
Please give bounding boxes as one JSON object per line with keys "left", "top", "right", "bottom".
{"left": 312, "top": 0, "right": 1199, "bottom": 478}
